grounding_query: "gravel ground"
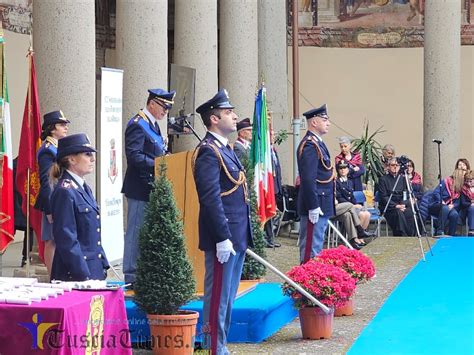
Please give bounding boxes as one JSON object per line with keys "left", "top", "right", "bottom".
{"left": 135, "top": 231, "right": 436, "bottom": 354}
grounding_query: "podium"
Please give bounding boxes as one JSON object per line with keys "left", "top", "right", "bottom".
{"left": 156, "top": 151, "right": 205, "bottom": 293}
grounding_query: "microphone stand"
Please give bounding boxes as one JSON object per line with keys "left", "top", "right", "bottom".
{"left": 183, "top": 118, "right": 202, "bottom": 142}
{"left": 434, "top": 140, "right": 442, "bottom": 188}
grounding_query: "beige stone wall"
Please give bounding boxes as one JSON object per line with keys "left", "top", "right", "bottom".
{"left": 285, "top": 46, "right": 473, "bottom": 187}
{"left": 4, "top": 30, "right": 29, "bottom": 158}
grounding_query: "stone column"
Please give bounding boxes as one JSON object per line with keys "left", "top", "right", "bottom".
{"left": 173, "top": 0, "right": 218, "bottom": 152}
{"left": 33, "top": 0, "right": 96, "bottom": 159}
{"left": 115, "top": 0, "right": 168, "bottom": 134}
{"left": 258, "top": 0, "right": 291, "bottom": 183}
{"left": 219, "top": 0, "right": 258, "bottom": 121}
{"left": 423, "top": 0, "right": 461, "bottom": 188}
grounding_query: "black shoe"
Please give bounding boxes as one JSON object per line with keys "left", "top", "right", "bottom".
{"left": 349, "top": 239, "right": 363, "bottom": 250}
{"left": 265, "top": 241, "right": 281, "bottom": 248}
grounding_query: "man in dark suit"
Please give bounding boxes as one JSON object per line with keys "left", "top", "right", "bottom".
{"left": 233, "top": 117, "right": 252, "bottom": 162}
{"left": 121, "top": 88, "right": 175, "bottom": 285}
{"left": 378, "top": 157, "right": 415, "bottom": 236}
{"left": 297, "top": 104, "right": 335, "bottom": 264}
{"left": 193, "top": 89, "right": 253, "bottom": 355}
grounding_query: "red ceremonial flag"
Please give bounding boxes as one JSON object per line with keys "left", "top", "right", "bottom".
{"left": 15, "top": 50, "right": 44, "bottom": 260}
{"left": 249, "top": 85, "right": 276, "bottom": 225}
{"left": 0, "top": 40, "right": 15, "bottom": 253}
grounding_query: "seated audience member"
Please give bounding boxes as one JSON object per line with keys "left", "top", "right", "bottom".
{"left": 233, "top": 118, "right": 252, "bottom": 162}
{"left": 378, "top": 158, "right": 415, "bottom": 236}
{"left": 50, "top": 134, "right": 109, "bottom": 281}
{"left": 460, "top": 170, "right": 474, "bottom": 236}
{"left": 381, "top": 144, "right": 396, "bottom": 174}
{"left": 428, "top": 168, "right": 465, "bottom": 236}
{"left": 406, "top": 159, "right": 423, "bottom": 200}
{"left": 334, "top": 161, "right": 373, "bottom": 249}
{"left": 335, "top": 136, "right": 365, "bottom": 191}
{"left": 455, "top": 158, "right": 470, "bottom": 173}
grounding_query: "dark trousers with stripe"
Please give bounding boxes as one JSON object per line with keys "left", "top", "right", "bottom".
{"left": 202, "top": 250, "right": 245, "bottom": 355}
{"left": 298, "top": 215, "right": 329, "bottom": 263}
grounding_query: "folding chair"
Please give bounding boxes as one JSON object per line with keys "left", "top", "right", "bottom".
{"left": 370, "top": 191, "right": 389, "bottom": 237}
{"left": 275, "top": 185, "right": 299, "bottom": 237}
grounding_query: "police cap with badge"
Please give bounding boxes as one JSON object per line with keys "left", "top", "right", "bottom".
{"left": 148, "top": 88, "right": 176, "bottom": 110}
{"left": 57, "top": 133, "right": 96, "bottom": 161}
{"left": 42, "top": 110, "right": 70, "bottom": 130}
{"left": 196, "top": 89, "right": 235, "bottom": 115}
{"left": 303, "top": 104, "right": 329, "bottom": 120}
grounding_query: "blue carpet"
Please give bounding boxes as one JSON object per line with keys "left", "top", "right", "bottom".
{"left": 348, "top": 238, "right": 474, "bottom": 355}
{"left": 126, "top": 283, "right": 297, "bottom": 344}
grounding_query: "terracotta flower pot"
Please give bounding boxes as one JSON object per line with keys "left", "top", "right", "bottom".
{"left": 298, "top": 307, "right": 334, "bottom": 340}
{"left": 335, "top": 298, "right": 354, "bottom": 317}
{"left": 147, "top": 310, "right": 199, "bottom": 355}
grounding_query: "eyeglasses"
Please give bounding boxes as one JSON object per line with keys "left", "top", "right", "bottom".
{"left": 153, "top": 99, "right": 170, "bottom": 111}
{"left": 389, "top": 163, "right": 399, "bottom": 167}
{"left": 338, "top": 166, "right": 348, "bottom": 169}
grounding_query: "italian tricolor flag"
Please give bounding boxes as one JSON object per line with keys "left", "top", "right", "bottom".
{"left": 0, "top": 45, "right": 15, "bottom": 253}
{"left": 250, "top": 86, "right": 276, "bottom": 225}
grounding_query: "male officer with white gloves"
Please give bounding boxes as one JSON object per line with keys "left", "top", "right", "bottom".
{"left": 297, "top": 104, "right": 336, "bottom": 264}
{"left": 192, "top": 89, "right": 253, "bottom": 355}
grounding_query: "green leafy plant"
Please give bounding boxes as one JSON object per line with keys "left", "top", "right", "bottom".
{"left": 134, "top": 158, "right": 196, "bottom": 315}
{"left": 274, "top": 129, "right": 289, "bottom": 146}
{"left": 240, "top": 159, "right": 267, "bottom": 280}
{"left": 351, "top": 122, "right": 386, "bottom": 184}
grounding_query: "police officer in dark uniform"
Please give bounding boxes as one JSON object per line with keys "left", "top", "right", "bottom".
{"left": 34, "top": 110, "right": 69, "bottom": 276}
{"left": 50, "top": 133, "right": 109, "bottom": 281}
{"left": 193, "top": 89, "right": 253, "bottom": 355}
{"left": 297, "top": 104, "right": 335, "bottom": 264}
{"left": 121, "top": 88, "right": 175, "bottom": 286}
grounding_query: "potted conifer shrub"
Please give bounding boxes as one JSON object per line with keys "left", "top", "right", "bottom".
{"left": 134, "top": 159, "right": 198, "bottom": 355}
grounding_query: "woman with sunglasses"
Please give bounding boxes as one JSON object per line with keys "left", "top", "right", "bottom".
{"left": 34, "top": 111, "right": 69, "bottom": 277}
{"left": 49, "top": 134, "right": 109, "bottom": 281}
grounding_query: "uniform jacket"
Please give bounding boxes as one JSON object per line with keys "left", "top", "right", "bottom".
{"left": 51, "top": 171, "right": 109, "bottom": 281}
{"left": 272, "top": 148, "right": 282, "bottom": 197}
{"left": 34, "top": 137, "right": 57, "bottom": 214}
{"left": 122, "top": 110, "right": 166, "bottom": 201}
{"left": 193, "top": 132, "right": 253, "bottom": 252}
{"left": 335, "top": 151, "right": 365, "bottom": 191}
{"left": 297, "top": 131, "right": 335, "bottom": 217}
{"left": 336, "top": 178, "right": 356, "bottom": 204}
{"left": 233, "top": 139, "right": 250, "bottom": 162}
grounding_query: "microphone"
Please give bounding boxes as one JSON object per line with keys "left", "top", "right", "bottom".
{"left": 432, "top": 139, "right": 442, "bottom": 144}
{"left": 168, "top": 113, "right": 194, "bottom": 125}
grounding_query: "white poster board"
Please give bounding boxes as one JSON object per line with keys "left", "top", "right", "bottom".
{"left": 99, "top": 68, "right": 124, "bottom": 263}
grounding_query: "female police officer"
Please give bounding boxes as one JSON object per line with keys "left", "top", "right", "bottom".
{"left": 49, "top": 133, "right": 109, "bottom": 281}
{"left": 34, "top": 110, "right": 69, "bottom": 277}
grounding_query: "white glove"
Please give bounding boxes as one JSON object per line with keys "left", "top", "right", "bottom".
{"left": 308, "top": 207, "right": 323, "bottom": 224}
{"left": 216, "top": 239, "right": 236, "bottom": 264}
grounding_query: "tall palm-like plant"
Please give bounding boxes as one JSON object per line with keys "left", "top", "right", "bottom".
{"left": 351, "top": 122, "right": 385, "bottom": 185}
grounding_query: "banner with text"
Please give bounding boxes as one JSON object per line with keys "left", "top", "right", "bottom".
{"left": 99, "top": 68, "right": 124, "bottom": 263}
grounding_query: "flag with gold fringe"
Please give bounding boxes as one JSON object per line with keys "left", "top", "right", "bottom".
{"left": 15, "top": 49, "right": 44, "bottom": 260}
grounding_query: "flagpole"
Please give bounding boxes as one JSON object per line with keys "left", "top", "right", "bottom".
{"left": 25, "top": 49, "right": 33, "bottom": 277}
{"left": 245, "top": 249, "right": 330, "bottom": 313}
